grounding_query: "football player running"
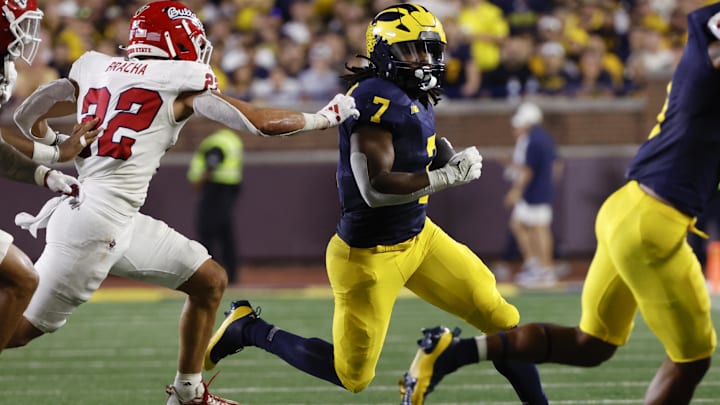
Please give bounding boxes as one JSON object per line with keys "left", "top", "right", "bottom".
{"left": 203, "top": 4, "right": 547, "bottom": 404}
{"left": 3, "top": 2, "right": 357, "bottom": 405}
{"left": 0, "top": 0, "right": 99, "bottom": 354}
{"left": 393, "top": 3, "right": 720, "bottom": 405}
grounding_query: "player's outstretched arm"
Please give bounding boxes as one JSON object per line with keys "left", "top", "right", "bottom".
{"left": 11, "top": 78, "right": 99, "bottom": 164}
{"left": 13, "top": 78, "right": 78, "bottom": 142}
{"left": 190, "top": 90, "right": 359, "bottom": 137}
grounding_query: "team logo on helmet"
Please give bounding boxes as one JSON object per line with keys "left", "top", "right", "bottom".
{"left": 166, "top": 6, "right": 196, "bottom": 20}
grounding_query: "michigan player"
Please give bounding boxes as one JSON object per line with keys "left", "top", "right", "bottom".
{"left": 3, "top": 2, "right": 357, "bottom": 404}
{"left": 0, "top": 0, "right": 100, "bottom": 354}
{"left": 399, "top": 3, "right": 720, "bottom": 404}
{"left": 204, "top": 4, "right": 547, "bottom": 404}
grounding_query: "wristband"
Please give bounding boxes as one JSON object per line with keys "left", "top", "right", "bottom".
{"left": 33, "top": 165, "right": 50, "bottom": 186}
{"left": 302, "top": 113, "right": 330, "bottom": 131}
{"left": 32, "top": 142, "right": 59, "bottom": 164}
{"left": 42, "top": 126, "right": 58, "bottom": 146}
{"left": 27, "top": 125, "right": 58, "bottom": 145}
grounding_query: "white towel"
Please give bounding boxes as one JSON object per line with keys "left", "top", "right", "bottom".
{"left": 15, "top": 196, "right": 66, "bottom": 238}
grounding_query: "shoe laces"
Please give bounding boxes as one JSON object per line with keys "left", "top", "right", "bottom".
{"left": 399, "top": 372, "right": 416, "bottom": 405}
{"left": 206, "top": 372, "right": 241, "bottom": 405}
{"left": 206, "top": 371, "right": 220, "bottom": 388}
{"left": 167, "top": 372, "right": 239, "bottom": 405}
{"left": 417, "top": 326, "right": 461, "bottom": 353}
{"left": 223, "top": 305, "right": 261, "bottom": 318}
{"left": 205, "top": 392, "right": 238, "bottom": 405}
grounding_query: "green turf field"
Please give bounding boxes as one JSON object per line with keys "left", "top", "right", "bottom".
{"left": 1, "top": 288, "right": 719, "bottom": 404}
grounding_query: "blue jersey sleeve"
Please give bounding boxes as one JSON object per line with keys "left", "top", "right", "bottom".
{"left": 348, "top": 78, "right": 413, "bottom": 132}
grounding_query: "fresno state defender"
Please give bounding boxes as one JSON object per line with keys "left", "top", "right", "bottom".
{"left": 0, "top": 0, "right": 99, "bottom": 354}
{"left": 4, "top": 2, "right": 358, "bottom": 404}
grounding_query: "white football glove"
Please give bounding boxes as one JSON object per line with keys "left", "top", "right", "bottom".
{"left": 316, "top": 93, "right": 360, "bottom": 128}
{"left": 428, "top": 146, "right": 483, "bottom": 192}
{"left": 0, "top": 58, "right": 17, "bottom": 106}
{"left": 44, "top": 169, "right": 83, "bottom": 208}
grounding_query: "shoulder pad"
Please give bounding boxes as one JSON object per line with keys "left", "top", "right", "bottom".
{"left": 165, "top": 61, "right": 217, "bottom": 93}
{"left": 69, "top": 51, "right": 111, "bottom": 82}
{"left": 350, "top": 78, "right": 412, "bottom": 129}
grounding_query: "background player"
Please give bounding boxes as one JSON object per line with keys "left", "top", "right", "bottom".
{"left": 503, "top": 101, "right": 561, "bottom": 287}
{"left": 203, "top": 4, "right": 547, "bottom": 405}
{"left": 400, "top": 3, "right": 720, "bottom": 404}
{"left": 3, "top": 2, "right": 357, "bottom": 405}
{"left": 0, "top": 0, "right": 99, "bottom": 354}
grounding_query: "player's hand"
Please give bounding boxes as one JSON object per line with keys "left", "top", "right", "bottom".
{"left": 44, "top": 170, "right": 84, "bottom": 208}
{"left": 44, "top": 169, "right": 83, "bottom": 208}
{"left": 316, "top": 93, "right": 360, "bottom": 128}
{"left": 428, "top": 146, "right": 483, "bottom": 192}
{"left": 0, "top": 58, "right": 17, "bottom": 105}
{"left": 447, "top": 147, "right": 483, "bottom": 184}
{"left": 58, "top": 118, "right": 101, "bottom": 162}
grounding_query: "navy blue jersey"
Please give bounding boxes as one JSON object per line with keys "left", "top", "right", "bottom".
{"left": 523, "top": 126, "right": 556, "bottom": 204}
{"left": 336, "top": 78, "right": 437, "bottom": 247}
{"left": 626, "top": 3, "right": 720, "bottom": 217}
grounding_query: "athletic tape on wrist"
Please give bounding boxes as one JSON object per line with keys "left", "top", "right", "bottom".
{"left": 32, "top": 142, "right": 59, "bottom": 164}
{"left": 39, "top": 126, "right": 58, "bottom": 146}
{"left": 302, "top": 112, "right": 330, "bottom": 131}
{"left": 34, "top": 165, "right": 50, "bottom": 186}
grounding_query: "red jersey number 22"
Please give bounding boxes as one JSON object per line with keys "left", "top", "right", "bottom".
{"left": 79, "top": 87, "right": 163, "bottom": 160}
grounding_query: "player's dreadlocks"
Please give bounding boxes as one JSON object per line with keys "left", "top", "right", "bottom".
{"left": 340, "top": 55, "right": 443, "bottom": 106}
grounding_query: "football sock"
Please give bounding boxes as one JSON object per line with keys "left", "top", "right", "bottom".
{"left": 492, "top": 360, "right": 548, "bottom": 405}
{"left": 244, "top": 316, "right": 275, "bottom": 348}
{"left": 437, "top": 337, "right": 480, "bottom": 370}
{"left": 474, "top": 335, "right": 488, "bottom": 360}
{"left": 173, "top": 372, "right": 203, "bottom": 400}
{"left": 248, "top": 318, "right": 343, "bottom": 387}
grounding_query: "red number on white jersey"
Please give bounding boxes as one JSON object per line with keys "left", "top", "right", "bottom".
{"left": 80, "top": 87, "right": 163, "bottom": 160}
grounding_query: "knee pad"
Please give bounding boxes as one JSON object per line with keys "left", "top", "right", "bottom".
{"left": 468, "top": 300, "right": 520, "bottom": 333}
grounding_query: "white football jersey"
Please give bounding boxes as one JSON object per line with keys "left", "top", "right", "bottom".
{"left": 68, "top": 51, "right": 216, "bottom": 213}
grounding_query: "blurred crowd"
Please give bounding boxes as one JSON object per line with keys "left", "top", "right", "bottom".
{"left": 12, "top": 0, "right": 712, "bottom": 110}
